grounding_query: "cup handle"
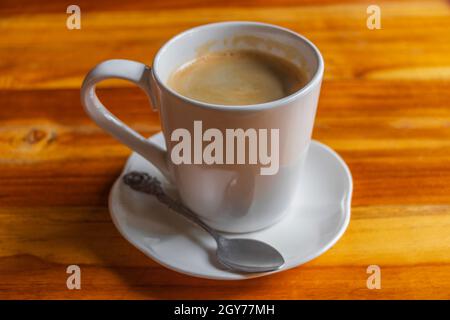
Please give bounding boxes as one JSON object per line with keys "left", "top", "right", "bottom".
{"left": 81, "top": 59, "right": 172, "bottom": 181}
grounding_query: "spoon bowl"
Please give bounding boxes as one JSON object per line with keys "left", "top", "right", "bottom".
{"left": 216, "top": 237, "right": 285, "bottom": 272}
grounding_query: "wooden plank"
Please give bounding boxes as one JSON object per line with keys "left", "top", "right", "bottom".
{"left": 0, "top": 206, "right": 449, "bottom": 299}
{"left": 1, "top": 81, "right": 449, "bottom": 207}
{"left": 0, "top": 0, "right": 416, "bottom": 15}
{"left": 0, "top": 2, "right": 448, "bottom": 89}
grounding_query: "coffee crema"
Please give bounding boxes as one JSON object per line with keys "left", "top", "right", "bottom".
{"left": 167, "top": 50, "right": 308, "bottom": 106}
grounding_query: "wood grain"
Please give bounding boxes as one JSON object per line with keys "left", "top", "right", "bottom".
{"left": 0, "top": 0, "right": 449, "bottom": 299}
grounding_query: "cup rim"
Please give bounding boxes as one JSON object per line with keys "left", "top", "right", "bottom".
{"left": 152, "top": 21, "right": 324, "bottom": 111}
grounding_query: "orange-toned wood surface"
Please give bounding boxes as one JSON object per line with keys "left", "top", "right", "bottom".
{"left": 0, "top": 0, "right": 449, "bottom": 299}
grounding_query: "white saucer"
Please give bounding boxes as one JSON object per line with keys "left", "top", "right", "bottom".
{"left": 109, "top": 132, "right": 352, "bottom": 280}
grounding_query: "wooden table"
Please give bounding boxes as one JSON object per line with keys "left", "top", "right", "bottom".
{"left": 1, "top": 0, "right": 449, "bottom": 299}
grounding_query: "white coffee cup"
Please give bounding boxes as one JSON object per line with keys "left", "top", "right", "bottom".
{"left": 81, "top": 21, "right": 324, "bottom": 233}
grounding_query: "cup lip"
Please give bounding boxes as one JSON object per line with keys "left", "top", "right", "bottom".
{"left": 152, "top": 21, "right": 324, "bottom": 111}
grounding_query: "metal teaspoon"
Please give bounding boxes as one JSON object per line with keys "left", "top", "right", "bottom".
{"left": 123, "top": 171, "right": 285, "bottom": 273}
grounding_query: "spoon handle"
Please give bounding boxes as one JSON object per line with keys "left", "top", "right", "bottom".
{"left": 122, "top": 171, "right": 220, "bottom": 240}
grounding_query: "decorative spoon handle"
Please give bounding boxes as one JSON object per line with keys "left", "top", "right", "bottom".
{"left": 122, "top": 171, "right": 219, "bottom": 239}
